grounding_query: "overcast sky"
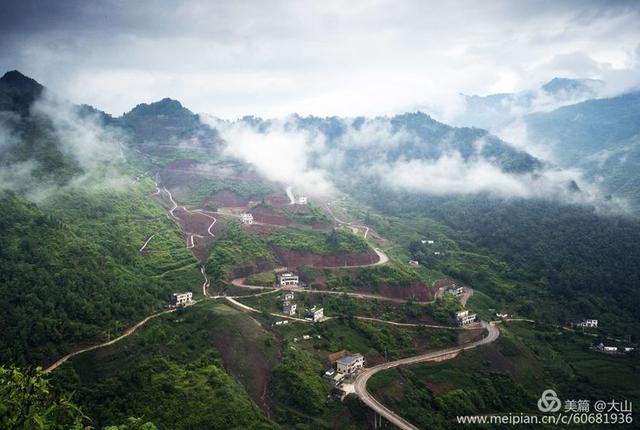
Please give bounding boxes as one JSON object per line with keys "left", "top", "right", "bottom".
{"left": 1, "top": 0, "right": 639, "bottom": 119}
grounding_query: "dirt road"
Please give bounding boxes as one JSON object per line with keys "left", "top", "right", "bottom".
{"left": 45, "top": 308, "right": 178, "bottom": 372}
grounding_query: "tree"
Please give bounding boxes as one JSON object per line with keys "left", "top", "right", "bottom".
{"left": 0, "top": 366, "right": 89, "bottom": 429}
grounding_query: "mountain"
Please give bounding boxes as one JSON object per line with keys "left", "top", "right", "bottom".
{"left": 525, "top": 91, "right": 640, "bottom": 206}
{"left": 0, "top": 70, "right": 44, "bottom": 115}
{"left": 453, "top": 77, "right": 604, "bottom": 130}
{"left": 119, "top": 98, "right": 219, "bottom": 152}
{"left": 2, "top": 70, "right": 639, "bottom": 429}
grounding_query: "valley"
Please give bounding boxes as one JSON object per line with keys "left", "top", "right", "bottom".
{"left": 1, "top": 68, "right": 639, "bottom": 430}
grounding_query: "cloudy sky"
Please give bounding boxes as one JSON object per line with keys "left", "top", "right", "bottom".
{"left": 1, "top": 0, "right": 639, "bottom": 119}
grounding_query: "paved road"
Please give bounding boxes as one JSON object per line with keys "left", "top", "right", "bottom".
{"left": 353, "top": 321, "right": 500, "bottom": 430}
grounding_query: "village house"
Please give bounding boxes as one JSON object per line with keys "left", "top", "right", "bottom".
{"left": 277, "top": 272, "right": 299, "bottom": 287}
{"left": 336, "top": 353, "right": 365, "bottom": 375}
{"left": 297, "top": 196, "right": 308, "bottom": 204}
{"left": 409, "top": 260, "right": 420, "bottom": 267}
{"left": 495, "top": 310, "right": 509, "bottom": 319}
{"left": 240, "top": 213, "right": 254, "bottom": 224}
{"left": 578, "top": 319, "right": 598, "bottom": 328}
{"left": 307, "top": 306, "right": 324, "bottom": 322}
{"left": 283, "top": 292, "right": 295, "bottom": 301}
{"left": 282, "top": 301, "right": 297, "bottom": 316}
{"left": 447, "top": 285, "right": 464, "bottom": 297}
{"left": 170, "top": 292, "right": 193, "bottom": 307}
{"left": 455, "top": 309, "right": 477, "bottom": 326}
{"left": 421, "top": 239, "right": 435, "bottom": 244}
{"left": 596, "top": 343, "right": 618, "bottom": 353}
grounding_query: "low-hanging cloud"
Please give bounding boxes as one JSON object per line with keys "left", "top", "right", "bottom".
{"left": 202, "top": 114, "right": 619, "bottom": 208}
{"left": 208, "top": 116, "right": 335, "bottom": 197}
{"left": 0, "top": 91, "right": 130, "bottom": 202}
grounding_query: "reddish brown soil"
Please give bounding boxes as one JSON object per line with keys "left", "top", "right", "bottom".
{"left": 375, "top": 283, "right": 433, "bottom": 301}
{"left": 251, "top": 206, "right": 292, "bottom": 226}
{"left": 267, "top": 193, "right": 290, "bottom": 207}
{"left": 457, "top": 327, "right": 485, "bottom": 345}
{"left": 242, "top": 223, "right": 280, "bottom": 238}
{"left": 272, "top": 247, "right": 378, "bottom": 268}
{"left": 210, "top": 327, "right": 278, "bottom": 414}
{"left": 203, "top": 190, "right": 249, "bottom": 208}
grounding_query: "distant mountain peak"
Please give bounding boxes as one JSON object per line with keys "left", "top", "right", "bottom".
{"left": 541, "top": 77, "right": 602, "bottom": 95}
{"left": 0, "top": 70, "right": 45, "bottom": 114}
{"left": 123, "top": 97, "right": 193, "bottom": 119}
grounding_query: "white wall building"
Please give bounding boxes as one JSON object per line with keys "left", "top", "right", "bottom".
{"left": 579, "top": 319, "right": 598, "bottom": 328}
{"left": 283, "top": 292, "right": 295, "bottom": 301}
{"left": 336, "top": 354, "right": 365, "bottom": 375}
{"left": 283, "top": 301, "right": 297, "bottom": 316}
{"left": 240, "top": 213, "right": 254, "bottom": 224}
{"left": 171, "top": 292, "right": 193, "bottom": 307}
{"left": 278, "top": 272, "right": 299, "bottom": 286}
{"left": 297, "top": 196, "right": 308, "bottom": 205}
{"left": 455, "top": 309, "right": 477, "bottom": 325}
{"left": 308, "top": 306, "right": 324, "bottom": 322}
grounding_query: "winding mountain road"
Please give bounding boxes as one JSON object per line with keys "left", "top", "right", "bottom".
{"left": 353, "top": 322, "right": 500, "bottom": 430}
{"left": 45, "top": 308, "right": 178, "bottom": 373}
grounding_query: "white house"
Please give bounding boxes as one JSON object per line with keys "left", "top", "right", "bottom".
{"left": 308, "top": 306, "right": 324, "bottom": 322}
{"left": 170, "top": 292, "right": 193, "bottom": 307}
{"left": 336, "top": 354, "right": 365, "bottom": 375}
{"left": 597, "top": 343, "right": 618, "bottom": 353}
{"left": 240, "top": 213, "right": 254, "bottom": 224}
{"left": 409, "top": 260, "right": 420, "bottom": 267}
{"left": 283, "top": 301, "right": 297, "bottom": 316}
{"left": 448, "top": 285, "right": 464, "bottom": 297}
{"left": 278, "top": 272, "right": 299, "bottom": 287}
{"left": 283, "top": 292, "right": 295, "bottom": 301}
{"left": 579, "top": 319, "right": 598, "bottom": 328}
{"left": 421, "top": 239, "right": 435, "bottom": 245}
{"left": 455, "top": 310, "right": 477, "bottom": 326}
{"left": 496, "top": 310, "right": 509, "bottom": 319}
{"left": 297, "top": 196, "right": 308, "bottom": 205}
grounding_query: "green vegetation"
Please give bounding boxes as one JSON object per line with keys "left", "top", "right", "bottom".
{"left": 368, "top": 336, "right": 539, "bottom": 429}
{"left": 205, "top": 223, "right": 275, "bottom": 284}
{"left": 268, "top": 227, "right": 369, "bottom": 255}
{"left": 0, "top": 186, "right": 198, "bottom": 366}
{"left": 282, "top": 203, "right": 332, "bottom": 225}
{"left": 271, "top": 347, "right": 328, "bottom": 415}
{"left": 245, "top": 270, "right": 276, "bottom": 286}
{"left": 53, "top": 301, "right": 278, "bottom": 430}
{"left": 0, "top": 365, "right": 89, "bottom": 429}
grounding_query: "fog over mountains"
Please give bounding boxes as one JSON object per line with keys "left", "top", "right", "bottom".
{"left": 3, "top": 70, "right": 635, "bottom": 210}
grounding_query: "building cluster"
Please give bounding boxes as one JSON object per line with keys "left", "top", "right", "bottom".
{"left": 170, "top": 292, "right": 193, "bottom": 307}
{"left": 455, "top": 309, "right": 477, "bottom": 326}
{"left": 240, "top": 213, "right": 254, "bottom": 224}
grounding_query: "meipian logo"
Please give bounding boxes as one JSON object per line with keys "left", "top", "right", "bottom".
{"left": 537, "top": 389, "right": 562, "bottom": 413}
